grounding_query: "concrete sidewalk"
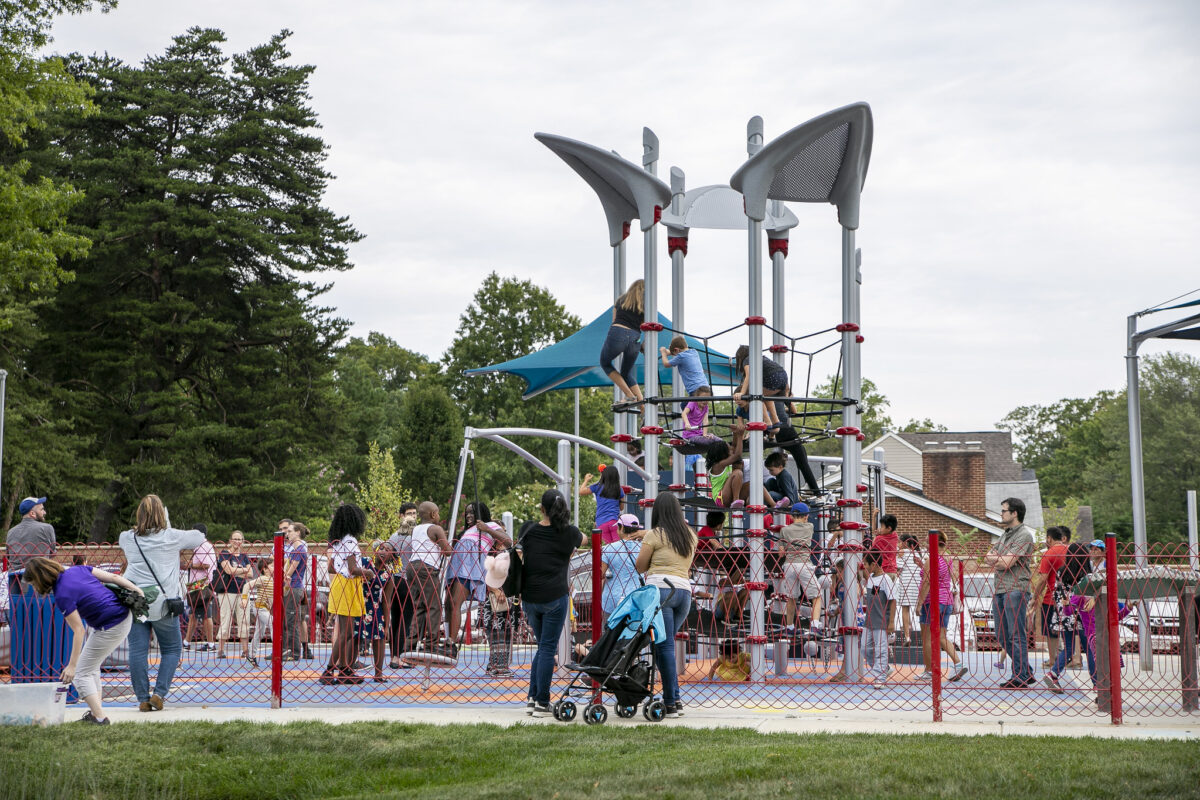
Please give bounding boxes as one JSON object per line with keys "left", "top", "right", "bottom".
{"left": 102, "top": 703, "right": 1198, "bottom": 741}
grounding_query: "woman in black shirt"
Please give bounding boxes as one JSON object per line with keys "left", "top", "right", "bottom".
{"left": 598, "top": 280, "right": 646, "bottom": 403}
{"left": 519, "top": 489, "right": 582, "bottom": 716}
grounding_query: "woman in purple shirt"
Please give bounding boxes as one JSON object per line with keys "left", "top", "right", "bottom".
{"left": 23, "top": 556, "right": 142, "bottom": 725}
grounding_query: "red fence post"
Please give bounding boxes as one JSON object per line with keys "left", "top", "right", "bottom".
{"left": 271, "top": 531, "right": 284, "bottom": 709}
{"left": 1104, "top": 533, "right": 1121, "bottom": 725}
{"left": 309, "top": 554, "right": 317, "bottom": 643}
{"left": 929, "top": 530, "right": 942, "bottom": 722}
{"left": 591, "top": 531, "right": 604, "bottom": 696}
{"left": 958, "top": 560, "right": 966, "bottom": 653}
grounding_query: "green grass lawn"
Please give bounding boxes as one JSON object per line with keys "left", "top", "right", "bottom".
{"left": 2, "top": 721, "right": 1197, "bottom": 800}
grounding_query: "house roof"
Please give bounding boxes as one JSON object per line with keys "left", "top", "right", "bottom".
{"left": 894, "top": 431, "right": 1024, "bottom": 481}
{"left": 885, "top": 485, "right": 1004, "bottom": 538}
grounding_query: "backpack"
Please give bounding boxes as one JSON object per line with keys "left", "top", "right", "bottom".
{"left": 501, "top": 521, "right": 535, "bottom": 598}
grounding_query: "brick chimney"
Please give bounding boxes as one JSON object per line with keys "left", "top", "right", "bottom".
{"left": 921, "top": 442, "right": 986, "bottom": 519}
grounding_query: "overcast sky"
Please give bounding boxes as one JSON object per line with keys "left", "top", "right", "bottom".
{"left": 48, "top": 1, "right": 1200, "bottom": 432}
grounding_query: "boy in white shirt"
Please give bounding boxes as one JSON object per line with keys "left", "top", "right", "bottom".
{"left": 862, "top": 548, "right": 896, "bottom": 688}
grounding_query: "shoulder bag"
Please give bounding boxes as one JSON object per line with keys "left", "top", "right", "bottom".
{"left": 133, "top": 534, "right": 186, "bottom": 617}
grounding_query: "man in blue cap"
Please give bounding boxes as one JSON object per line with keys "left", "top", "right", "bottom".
{"left": 6, "top": 497, "right": 56, "bottom": 589}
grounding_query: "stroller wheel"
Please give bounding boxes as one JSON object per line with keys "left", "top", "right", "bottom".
{"left": 555, "top": 699, "right": 577, "bottom": 722}
{"left": 643, "top": 700, "right": 666, "bottom": 722}
{"left": 584, "top": 703, "right": 607, "bottom": 725}
{"left": 615, "top": 703, "right": 637, "bottom": 718}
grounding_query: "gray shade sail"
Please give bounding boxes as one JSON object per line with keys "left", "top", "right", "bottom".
{"left": 535, "top": 132, "right": 672, "bottom": 246}
{"left": 660, "top": 184, "right": 799, "bottom": 234}
{"left": 729, "top": 102, "right": 873, "bottom": 229}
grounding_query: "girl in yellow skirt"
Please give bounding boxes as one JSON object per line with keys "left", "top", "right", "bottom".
{"left": 320, "top": 504, "right": 373, "bottom": 685}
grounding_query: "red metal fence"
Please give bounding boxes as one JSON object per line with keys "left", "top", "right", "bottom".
{"left": 2, "top": 535, "right": 1197, "bottom": 723}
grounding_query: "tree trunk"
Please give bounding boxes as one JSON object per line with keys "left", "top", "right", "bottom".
{"left": 88, "top": 479, "right": 123, "bottom": 542}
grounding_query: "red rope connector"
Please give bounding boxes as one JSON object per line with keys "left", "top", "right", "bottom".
{"left": 747, "top": 504, "right": 768, "bottom": 514}
{"left": 668, "top": 438, "right": 685, "bottom": 446}
{"left": 745, "top": 315, "right": 766, "bottom": 326}
{"left": 622, "top": 221, "right": 631, "bottom": 241}
{"left": 622, "top": 485, "right": 636, "bottom": 494}
{"left": 746, "top": 421, "right": 769, "bottom": 432}
{"left": 856, "top": 434, "right": 865, "bottom": 441}
{"left": 653, "top": 205, "right": 662, "bottom": 224}
{"left": 667, "top": 236, "right": 688, "bottom": 256}
{"left": 668, "top": 483, "right": 686, "bottom": 491}
{"left": 767, "top": 238, "right": 789, "bottom": 257}
{"left": 768, "top": 524, "right": 783, "bottom": 533}
{"left": 640, "top": 321, "right": 664, "bottom": 332}
{"left": 675, "top": 631, "right": 690, "bottom": 641}
{"left": 837, "top": 541, "right": 867, "bottom": 552}
{"left": 638, "top": 498, "right": 655, "bottom": 508}
{"left": 640, "top": 425, "right": 664, "bottom": 435}
{"left": 837, "top": 499, "right": 864, "bottom": 508}
{"left": 745, "top": 581, "right": 769, "bottom": 591}
{"left": 839, "top": 521, "right": 866, "bottom": 531}
{"left": 836, "top": 322, "right": 860, "bottom": 333}
{"left": 746, "top": 528, "right": 768, "bottom": 537}
{"left": 610, "top": 433, "right": 633, "bottom": 443}
{"left": 856, "top": 483, "right": 869, "bottom": 493}
{"left": 768, "top": 344, "right": 788, "bottom": 353}
{"left": 855, "top": 335, "right": 865, "bottom": 343}
{"left": 745, "top": 635, "right": 769, "bottom": 645}
{"left": 837, "top": 626, "right": 863, "bottom": 636}
{"left": 835, "top": 426, "right": 862, "bottom": 436}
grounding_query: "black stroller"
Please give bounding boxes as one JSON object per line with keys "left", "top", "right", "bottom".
{"left": 553, "top": 584, "right": 671, "bottom": 724}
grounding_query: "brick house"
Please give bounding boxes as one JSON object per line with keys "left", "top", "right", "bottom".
{"left": 853, "top": 431, "right": 1045, "bottom": 556}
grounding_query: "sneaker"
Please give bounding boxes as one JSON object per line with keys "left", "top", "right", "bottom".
{"left": 216, "top": 652, "right": 227, "bottom": 659}
{"left": 775, "top": 497, "right": 791, "bottom": 509}
{"left": 352, "top": 660, "right": 367, "bottom": 670}
{"left": 138, "top": 701, "right": 154, "bottom": 713}
{"left": 196, "top": 643, "right": 211, "bottom": 652}
{"left": 1043, "top": 674, "right": 1064, "bottom": 694}
{"left": 730, "top": 499, "right": 745, "bottom": 508}
{"left": 80, "top": 711, "right": 110, "bottom": 725}
{"left": 947, "top": 664, "right": 969, "bottom": 683}
{"left": 182, "top": 642, "right": 191, "bottom": 650}
{"left": 663, "top": 703, "right": 680, "bottom": 717}
{"left": 526, "top": 700, "right": 536, "bottom": 715}
{"left": 993, "top": 660, "right": 1007, "bottom": 670}
{"left": 530, "top": 702, "right": 552, "bottom": 717}
{"left": 303, "top": 646, "right": 315, "bottom": 660}
{"left": 149, "top": 694, "right": 164, "bottom": 711}
{"left": 247, "top": 657, "right": 260, "bottom": 668}
{"left": 318, "top": 669, "right": 338, "bottom": 685}
{"left": 337, "top": 670, "right": 366, "bottom": 685}
{"left": 916, "top": 671, "right": 932, "bottom": 682}
{"left": 872, "top": 680, "right": 887, "bottom": 690}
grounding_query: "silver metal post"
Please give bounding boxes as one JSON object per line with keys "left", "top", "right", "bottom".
{"left": 770, "top": 200, "right": 787, "bottom": 369}
{"left": 613, "top": 241, "right": 627, "bottom": 486}
{"left": 874, "top": 446, "right": 886, "bottom": 517}
{"left": 669, "top": 167, "right": 687, "bottom": 496}
{"left": 747, "top": 213, "right": 766, "bottom": 682}
{"left": 642, "top": 128, "right": 660, "bottom": 508}
{"left": 1188, "top": 489, "right": 1198, "bottom": 573}
{"left": 557, "top": 439, "right": 572, "bottom": 513}
{"left": 1125, "top": 314, "right": 1152, "bottom": 669}
{"left": 840, "top": 231, "right": 864, "bottom": 681}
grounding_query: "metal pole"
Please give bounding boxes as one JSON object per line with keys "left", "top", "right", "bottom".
{"left": 929, "top": 530, "right": 942, "bottom": 722}
{"left": 769, "top": 201, "right": 787, "bottom": 369}
{"left": 669, "top": 167, "right": 687, "bottom": 497}
{"left": 840, "top": 233, "right": 864, "bottom": 681}
{"left": 1188, "top": 489, "right": 1198, "bottom": 572}
{"left": 271, "top": 531, "right": 284, "bottom": 708}
{"left": 574, "top": 389, "right": 580, "bottom": 527}
{"left": 747, "top": 218, "right": 767, "bottom": 682}
{"left": 1104, "top": 532, "right": 1122, "bottom": 725}
{"left": 614, "top": 242, "right": 627, "bottom": 487}
{"left": 642, "top": 128, "right": 660, "bottom": 509}
{"left": 1125, "top": 315, "right": 1152, "bottom": 669}
{"left": 556, "top": 439, "right": 572, "bottom": 508}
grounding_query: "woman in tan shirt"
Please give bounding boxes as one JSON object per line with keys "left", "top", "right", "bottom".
{"left": 635, "top": 492, "right": 697, "bottom": 717}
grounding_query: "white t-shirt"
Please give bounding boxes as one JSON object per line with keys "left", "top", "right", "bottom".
{"left": 330, "top": 535, "right": 362, "bottom": 578}
{"left": 119, "top": 527, "right": 208, "bottom": 619}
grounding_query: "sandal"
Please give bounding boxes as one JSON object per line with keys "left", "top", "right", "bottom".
{"left": 389, "top": 659, "right": 401, "bottom": 669}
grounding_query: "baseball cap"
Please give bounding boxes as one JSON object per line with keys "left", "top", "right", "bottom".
{"left": 19, "top": 497, "right": 47, "bottom": 515}
{"left": 791, "top": 501, "right": 810, "bottom": 515}
{"left": 1089, "top": 539, "right": 1105, "bottom": 548}
{"left": 618, "top": 513, "right": 642, "bottom": 529}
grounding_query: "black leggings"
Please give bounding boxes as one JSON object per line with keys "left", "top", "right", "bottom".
{"left": 386, "top": 577, "right": 413, "bottom": 658}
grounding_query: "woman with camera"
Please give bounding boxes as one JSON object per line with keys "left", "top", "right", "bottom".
{"left": 119, "top": 494, "right": 208, "bottom": 712}
{"left": 23, "top": 556, "right": 143, "bottom": 724}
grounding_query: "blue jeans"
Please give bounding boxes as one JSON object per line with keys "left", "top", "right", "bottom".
{"left": 129, "top": 615, "right": 184, "bottom": 703}
{"left": 654, "top": 586, "right": 692, "bottom": 706}
{"left": 993, "top": 590, "right": 1032, "bottom": 682}
{"left": 599, "top": 325, "right": 641, "bottom": 388}
{"left": 523, "top": 594, "right": 569, "bottom": 706}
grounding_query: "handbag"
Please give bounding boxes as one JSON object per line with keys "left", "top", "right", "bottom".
{"left": 104, "top": 582, "right": 150, "bottom": 618}
{"left": 500, "top": 522, "right": 534, "bottom": 599}
{"left": 133, "top": 533, "right": 186, "bottom": 617}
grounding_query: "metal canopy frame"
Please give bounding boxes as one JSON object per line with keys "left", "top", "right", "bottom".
{"left": 1125, "top": 299, "right": 1200, "bottom": 670}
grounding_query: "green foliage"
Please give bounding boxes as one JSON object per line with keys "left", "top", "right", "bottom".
{"left": 354, "top": 442, "right": 413, "bottom": 541}
{"left": 998, "top": 352, "right": 1200, "bottom": 543}
{"left": 442, "top": 272, "right": 613, "bottom": 497}
{"left": 10, "top": 28, "right": 360, "bottom": 539}
{"left": 1042, "top": 497, "right": 1084, "bottom": 537}
{"left": 394, "top": 379, "right": 463, "bottom": 505}
{"left": 491, "top": 480, "right": 548, "bottom": 528}
{"left": 897, "top": 417, "right": 947, "bottom": 433}
{"left": 807, "top": 375, "right": 891, "bottom": 456}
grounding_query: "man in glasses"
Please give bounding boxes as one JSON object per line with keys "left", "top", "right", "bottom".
{"left": 985, "top": 498, "right": 1035, "bottom": 687}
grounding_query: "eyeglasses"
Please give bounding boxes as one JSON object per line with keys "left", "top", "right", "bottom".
{"left": 1000, "top": 508, "right": 1012, "bottom": 514}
